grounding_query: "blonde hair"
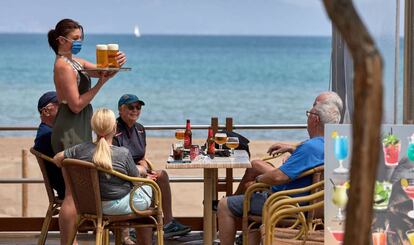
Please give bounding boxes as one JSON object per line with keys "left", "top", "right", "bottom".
{"left": 91, "top": 108, "right": 116, "bottom": 170}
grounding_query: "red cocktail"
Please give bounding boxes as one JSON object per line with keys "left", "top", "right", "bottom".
{"left": 403, "top": 185, "right": 414, "bottom": 219}
{"left": 328, "top": 228, "right": 344, "bottom": 244}
{"left": 382, "top": 143, "right": 400, "bottom": 167}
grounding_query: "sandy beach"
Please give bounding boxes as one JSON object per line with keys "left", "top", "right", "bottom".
{"left": 0, "top": 136, "right": 286, "bottom": 218}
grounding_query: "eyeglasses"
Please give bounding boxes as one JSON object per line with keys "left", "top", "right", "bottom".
{"left": 127, "top": 104, "right": 142, "bottom": 111}
{"left": 306, "top": 110, "right": 319, "bottom": 117}
{"left": 41, "top": 103, "right": 56, "bottom": 112}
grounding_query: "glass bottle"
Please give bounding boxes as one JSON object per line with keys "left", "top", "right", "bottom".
{"left": 207, "top": 127, "right": 215, "bottom": 157}
{"left": 184, "top": 119, "right": 192, "bottom": 149}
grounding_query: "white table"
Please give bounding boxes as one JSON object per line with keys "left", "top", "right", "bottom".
{"left": 166, "top": 150, "right": 251, "bottom": 244}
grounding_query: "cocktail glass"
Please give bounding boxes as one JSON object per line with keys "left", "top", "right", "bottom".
{"left": 332, "top": 184, "right": 348, "bottom": 221}
{"left": 214, "top": 133, "right": 227, "bottom": 151}
{"left": 403, "top": 179, "right": 414, "bottom": 219}
{"left": 328, "top": 227, "right": 344, "bottom": 244}
{"left": 408, "top": 137, "right": 414, "bottom": 161}
{"left": 226, "top": 137, "right": 239, "bottom": 156}
{"left": 333, "top": 136, "right": 349, "bottom": 173}
{"left": 383, "top": 142, "right": 401, "bottom": 167}
{"left": 406, "top": 229, "right": 414, "bottom": 245}
{"left": 372, "top": 230, "right": 387, "bottom": 245}
{"left": 373, "top": 181, "right": 392, "bottom": 210}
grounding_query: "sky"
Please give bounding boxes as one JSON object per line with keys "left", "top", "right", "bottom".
{"left": 0, "top": 0, "right": 332, "bottom": 36}
{"left": 0, "top": 0, "right": 404, "bottom": 36}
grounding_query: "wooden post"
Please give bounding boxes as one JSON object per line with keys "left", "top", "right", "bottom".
{"left": 22, "top": 149, "right": 29, "bottom": 217}
{"left": 211, "top": 117, "right": 218, "bottom": 134}
{"left": 225, "top": 117, "right": 234, "bottom": 196}
{"left": 322, "top": 1, "right": 383, "bottom": 245}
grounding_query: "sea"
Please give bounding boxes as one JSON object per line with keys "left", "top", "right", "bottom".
{"left": 0, "top": 34, "right": 397, "bottom": 140}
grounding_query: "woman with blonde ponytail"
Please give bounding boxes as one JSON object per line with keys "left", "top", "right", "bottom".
{"left": 55, "top": 108, "right": 154, "bottom": 245}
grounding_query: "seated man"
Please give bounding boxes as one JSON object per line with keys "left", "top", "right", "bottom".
{"left": 33, "top": 91, "right": 65, "bottom": 199}
{"left": 113, "top": 94, "right": 191, "bottom": 238}
{"left": 217, "top": 102, "right": 341, "bottom": 245}
{"left": 234, "top": 91, "right": 343, "bottom": 195}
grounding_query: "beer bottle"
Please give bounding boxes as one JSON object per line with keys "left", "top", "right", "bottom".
{"left": 184, "top": 119, "right": 192, "bottom": 149}
{"left": 207, "top": 127, "right": 215, "bottom": 157}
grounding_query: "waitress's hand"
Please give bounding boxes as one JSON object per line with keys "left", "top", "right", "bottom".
{"left": 116, "top": 51, "right": 127, "bottom": 67}
{"left": 97, "top": 70, "right": 117, "bottom": 85}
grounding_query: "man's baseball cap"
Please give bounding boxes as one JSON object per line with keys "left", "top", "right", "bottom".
{"left": 118, "top": 94, "right": 145, "bottom": 108}
{"left": 38, "top": 91, "right": 58, "bottom": 112}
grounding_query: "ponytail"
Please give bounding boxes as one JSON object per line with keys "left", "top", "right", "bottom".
{"left": 91, "top": 108, "right": 116, "bottom": 170}
{"left": 47, "top": 29, "right": 58, "bottom": 54}
{"left": 92, "top": 137, "right": 112, "bottom": 170}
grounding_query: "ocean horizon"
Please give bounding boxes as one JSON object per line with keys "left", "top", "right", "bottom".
{"left": 0, "top": 34, "right": 402, "bottom": 140}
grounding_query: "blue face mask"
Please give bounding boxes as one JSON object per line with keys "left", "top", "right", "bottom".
{"left": 71, "top": 40, "right": 82, "bottom": 54}
{"left": 61, "top": 36, "right": 82, "bottom": 55}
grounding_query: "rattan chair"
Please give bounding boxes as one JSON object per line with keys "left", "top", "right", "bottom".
{"left": 260, "top": 184, "right": 324, "bottom": 244}
{"left": 61, "top": 158, "right": 164, "bottom": 245}
{"left": 242, "top": 165, "right": 324, "bottom": 245}
{"left": 30, "top": 147, "right": 63, "bottom": 245}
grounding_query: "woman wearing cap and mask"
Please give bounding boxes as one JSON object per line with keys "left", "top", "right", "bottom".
{"left": 47, "top": 19, "right": 126, "bottom": 245}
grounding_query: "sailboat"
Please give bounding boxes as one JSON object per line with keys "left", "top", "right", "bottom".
{"left": 134, "top": 25, "right": 140, "bottom": 38}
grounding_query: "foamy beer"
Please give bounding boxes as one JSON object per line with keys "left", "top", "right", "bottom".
{"left": 107, "top": 44, "right": 119, "bottom": 68}
{"left": 96, "top": 44, "right": 108, "bottom": 68}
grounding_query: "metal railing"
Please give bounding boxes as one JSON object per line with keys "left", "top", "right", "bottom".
{"left": 0, "top": 123, "right": 306, "bottom": 186}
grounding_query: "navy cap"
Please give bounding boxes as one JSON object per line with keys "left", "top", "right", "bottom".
{"left": 118, "top": 94, "right": 145, "bottom": 108}
{"left": 38, "top": 91, "right": 58, "bottom": 112}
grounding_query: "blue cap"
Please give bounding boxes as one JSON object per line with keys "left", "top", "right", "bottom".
{"left": 118, "top": 94, "right": 145, "bottom": 108}
{"left": 38, "top": 91, "right": 58, "bottom": 112}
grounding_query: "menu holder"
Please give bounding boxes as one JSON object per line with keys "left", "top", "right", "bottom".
{"left": 81, "top": 67, "right": 132, "bottom": 72}
{"left": 167, "top": 155, "right": 191, "bottom": 164}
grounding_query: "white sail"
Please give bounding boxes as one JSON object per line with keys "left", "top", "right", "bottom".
{"left": 134, "top": 25, "right": 140, "bottom": 37}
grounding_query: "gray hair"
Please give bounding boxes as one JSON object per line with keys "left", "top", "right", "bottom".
{"left": 315, "top": 91, "right": 343, "bottom": 113}
{"left": 314, "top": 102, "right": 341, "bottom": 127}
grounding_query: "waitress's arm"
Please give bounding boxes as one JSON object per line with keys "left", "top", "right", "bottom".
{"left": 54, "top": 62, "right": 109, "bottom": 114}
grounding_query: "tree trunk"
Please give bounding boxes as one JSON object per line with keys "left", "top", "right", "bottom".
{"left": 321, "top": 1, "right": 383, "bottom": 245}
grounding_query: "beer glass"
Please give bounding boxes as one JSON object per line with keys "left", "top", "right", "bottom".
{"left": 175, "top": 129, "right": 185, "bottom": 144}
{"left": 214, "top": 133, "right": 227, "bottom": 151}
{"left": 96, "top": 44, "right": 108, "bottom": 68}
{"left": 226, "top": 137, "right": 239, "bottom": 156}
{"left": 107, "top": 44, "right": 119, "bottom": 68}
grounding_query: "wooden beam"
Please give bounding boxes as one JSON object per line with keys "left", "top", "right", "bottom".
{"left": 322, "top": 1, "right": 383, "bottom": 245}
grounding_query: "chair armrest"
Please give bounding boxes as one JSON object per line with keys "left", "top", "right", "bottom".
{"left": 98, "top": 168, "right": 163, "bottom": 217}
{"left": 143, "top": 158, "right": 155, "bottom": 171}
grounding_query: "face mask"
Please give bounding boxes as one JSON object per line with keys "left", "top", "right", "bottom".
{"left": 71, "top": 40, "right": 82, "bottom": 54}
{"left": 60, "top": 36, "right": 82, "bottom": 55}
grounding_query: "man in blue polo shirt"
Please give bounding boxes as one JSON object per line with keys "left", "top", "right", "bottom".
{"left": 113, "top": 94, "right": 191, "bottom": 239}
{"left": 33, "top": 91, "right": 65, "bottom": 199}
{"left": 217, "top": 101, "right": 341, "bottom": 245}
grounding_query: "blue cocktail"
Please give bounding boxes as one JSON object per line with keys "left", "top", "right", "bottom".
{"left": 334, "top": 136, "right": 349, "bottom": 173}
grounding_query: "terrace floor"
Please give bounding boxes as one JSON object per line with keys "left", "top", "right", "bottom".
{"left": 0, "top": 231, "right": 223, "bottom": 245}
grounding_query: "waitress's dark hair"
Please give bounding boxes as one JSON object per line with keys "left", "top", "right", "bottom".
{"left": 47, "top": 19, "right": 84, "bottom": 54}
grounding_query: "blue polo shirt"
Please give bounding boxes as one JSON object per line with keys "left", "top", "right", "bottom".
{"left": 272, "top": 136, "right": 324, "bottom": 193}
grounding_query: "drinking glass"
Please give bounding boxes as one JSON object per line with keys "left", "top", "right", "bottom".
{"left": 372, "top": 230, "right": 387, "bottom": 245}
{"left": 382, "top": 142, "right": 401, "bottom": 167}
{"left": 407, "top": 137, "right": 414, "bottom": 161}
{"left": 406, "top": 230, "right": 414, "bottom": 245}
{"left": 226, "top": 137, "right": 239, "bottom": 156}
{"left": 373, "top": 181, "right": 392, "bottom": 210}
{"left": 402, "top": 179, "right": 414, "bottom": 219}
{"left": 333, "top": 135, "right": 349, "bottom": 173}
{"left": 328, "top": 227, "right": 344, "bottom": 244}
{"left": 214, "top": 133, "right": 227, "bottom": 151}
{"left": 175, "top": 129, "right": 185, "bottom": 144}
{"left": 332, "top": 184, "right": 348, "bottom": 221}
